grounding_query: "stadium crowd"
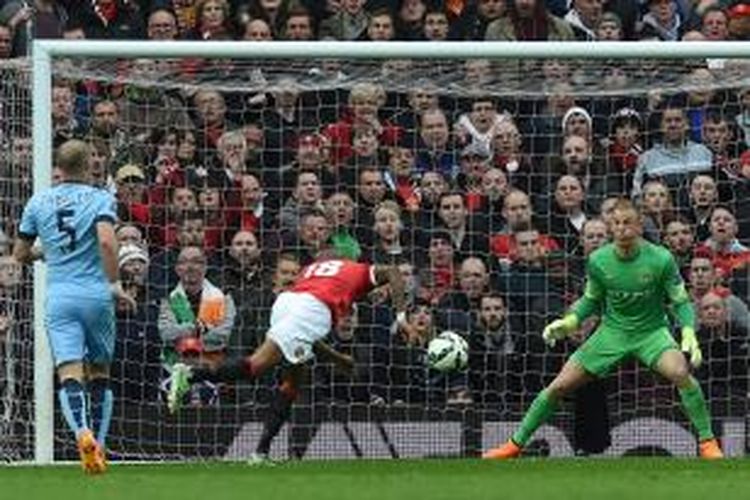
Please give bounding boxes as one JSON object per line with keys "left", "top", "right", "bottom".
{"left": 1, "top": 0, "right": 750, "bottom": 455}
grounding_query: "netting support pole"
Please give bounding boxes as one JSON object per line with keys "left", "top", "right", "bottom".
{"left": 32, "top": 44, "right": 53, "bottom": 465}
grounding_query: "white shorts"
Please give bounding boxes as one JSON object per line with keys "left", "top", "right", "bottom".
{"left": 267, "top": 291, "right": 332, "bottom": 364}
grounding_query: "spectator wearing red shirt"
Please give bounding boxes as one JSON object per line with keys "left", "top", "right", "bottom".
{"left": 417, "top": 230, "right": 457, "bottom": 306}
{"left": 76, "top": 0, "right": 145, "bottom": 39}
{"left": 490, "top": 189, "right": 559, "bottom": 267}
{"left": 607, "top": 108, "right": 642, "bottom": 196}
{"left": 323, "top": 82, "right": 401, "bottom": 166}
{"left": 148, "top": 128, "right": 187, "bottom": 207}
{"left": 695, "top": 206, "right": 750, "bottom": 279}
{"left": 227, "top": 173, "right": 268, "bottom": 236}
{"left": 384, "top": 137, "right": 420, "bottom": 213}
{"left": 115, "top": 163, "right": 151, "bottom": 227}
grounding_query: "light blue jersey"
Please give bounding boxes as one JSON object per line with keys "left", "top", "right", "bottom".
{"left": 19, "top": 182, "right": 118, "bottom": 365}
{"left": 19, "top": 182, "right": 117, "bottom": 296}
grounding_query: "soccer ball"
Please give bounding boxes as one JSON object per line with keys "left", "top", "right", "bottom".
{"left": 427, "top": 331, "right": 469, "bottom": 372}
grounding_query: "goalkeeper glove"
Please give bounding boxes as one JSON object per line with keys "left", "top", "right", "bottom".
{"left": 542, "top": 314, "right": 579, "bottom": 348}
{"left": 681, "top": 326, "right": 702, "bottom": 369}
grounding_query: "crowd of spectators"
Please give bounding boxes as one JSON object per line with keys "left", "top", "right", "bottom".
{"left": 0, "top": 0, "right": 748, "bottom": 51}
{"left": 0, "top": 0, "right": 749, "bottom": 427}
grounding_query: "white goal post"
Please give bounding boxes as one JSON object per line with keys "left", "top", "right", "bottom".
{"left": 29, "top": 39, "right": 750, "bottom": 464}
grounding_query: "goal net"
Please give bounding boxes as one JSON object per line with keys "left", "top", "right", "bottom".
{"left": 4, "top": 41, "right": 750, "bottom": 462}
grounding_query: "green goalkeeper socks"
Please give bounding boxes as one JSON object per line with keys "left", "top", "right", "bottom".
{"left": 679, "top": 379, "right": 714, "bottom": 441}
{"left": 512, "top": 389, "right": 558, "bottom": 447}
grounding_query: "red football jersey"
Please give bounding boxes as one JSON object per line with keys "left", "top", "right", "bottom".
{"left": 291, "top": 259, "right": 377, "bottom": 323}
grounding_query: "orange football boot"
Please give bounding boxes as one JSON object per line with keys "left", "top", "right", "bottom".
{"left": 699, "top": 439, "right": 723, "bottom": 460}
{"left": 78, "top": 430, "right": 106, "bottom": 474}
{"left": 482, "top": 440, "right": 522, "bottom": 460}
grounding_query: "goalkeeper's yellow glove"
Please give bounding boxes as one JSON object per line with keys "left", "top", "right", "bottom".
{"left": 542, "top": 314, "right": 579, "bottom": 348}
{"left": 681, "top": 326, "right": 702, "bottom": 369}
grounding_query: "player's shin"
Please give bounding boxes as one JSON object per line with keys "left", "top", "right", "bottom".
{"left": 59, "top": 378, "right": 89, "bottom": 437}
{"left": 511, "top": 388, "right": 559, "bottom": 447}
{"left": 678, "top": 377, "right": 714, "bottom": 441}
{"left": 257, "top": 380, "right": 299, "bottom": 456}
{"left": 88, "top": 378, "right": 113, "bottom": 447}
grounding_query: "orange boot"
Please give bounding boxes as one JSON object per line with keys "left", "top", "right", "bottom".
{"left": 482, "top": 440, "right": 522, "bottom": 460}
{"left": 699, "top": 439, "right": 723, "bottom": 460}
{"left": 78, "top": 430, "right": 106, "bottom": 474}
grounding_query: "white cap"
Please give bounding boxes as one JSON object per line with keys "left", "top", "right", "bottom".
{"left": 118, "top": 244, "right": 149, "bottom": 268}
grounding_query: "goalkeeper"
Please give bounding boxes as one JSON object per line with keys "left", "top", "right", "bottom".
{"left": 484, "top": 199, "right": 722, "bottom": 460}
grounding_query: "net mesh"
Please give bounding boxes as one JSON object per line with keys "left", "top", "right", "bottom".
{"left": 0, "top": 59, "right": 33, "bottom": 462}
{"left": 3, "top": 52, "right": 750, "bottom": 461}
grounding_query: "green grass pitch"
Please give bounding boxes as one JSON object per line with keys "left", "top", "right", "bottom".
{"left": 3, "top": 458, "right": 749, "bottom": 500}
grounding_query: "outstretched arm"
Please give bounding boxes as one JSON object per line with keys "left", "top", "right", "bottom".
{"left": 313, "top": 340, "right": 354, "bottom": 375}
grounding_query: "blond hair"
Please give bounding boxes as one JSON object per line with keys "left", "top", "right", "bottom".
{"left": 375, "top": 200, "right": 402, "bottom": 218}
{"left": 56, "top": 139, "right": 90, "bottom": 177}
{"left": 348, "top": 82, "right": 386, "bottom": 108}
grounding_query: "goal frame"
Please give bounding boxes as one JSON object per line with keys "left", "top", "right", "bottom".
{"left": 30, "top": 39, "right": 750, "bottom": 464}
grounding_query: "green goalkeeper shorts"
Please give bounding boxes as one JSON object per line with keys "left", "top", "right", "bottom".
{"left": 570, "top": 325, "right": 678, "bottom": 377}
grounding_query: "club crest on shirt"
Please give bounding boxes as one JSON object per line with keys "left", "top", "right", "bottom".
{"left": 639, "top": 273, "right": 654, "bottom": 285}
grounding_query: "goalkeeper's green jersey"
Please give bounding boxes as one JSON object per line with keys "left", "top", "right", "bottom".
{"left": 570, "top": 239, "right": 695, "bottom": 334}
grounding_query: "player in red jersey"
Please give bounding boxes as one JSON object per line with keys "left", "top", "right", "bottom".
{"left": 167, "top": 257, "right": 412, "bottom": 413}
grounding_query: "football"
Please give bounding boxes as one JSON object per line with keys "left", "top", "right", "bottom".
{"left": 427, "top": 331, "right": 469, "bottom": 372}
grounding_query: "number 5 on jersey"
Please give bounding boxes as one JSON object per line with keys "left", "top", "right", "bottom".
{"left": 56, "top": 209, "right": 76, "bottom": 253}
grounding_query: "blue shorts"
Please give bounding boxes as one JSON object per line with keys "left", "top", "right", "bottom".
{"left": 46, "top": 294, "right": 115, "bottom": 366}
